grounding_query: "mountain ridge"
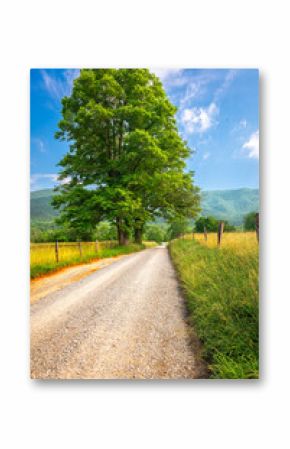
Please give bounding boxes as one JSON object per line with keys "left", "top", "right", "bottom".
{"left": 31, "top": 187, "right": 259, "bottom": 226}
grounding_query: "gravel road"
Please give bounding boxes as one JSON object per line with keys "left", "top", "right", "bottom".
{"left": 31, "top": 255, "right": 128, "bottom": 304}
{"left": 31, "top": 246, "right": 200, "bottom": 379}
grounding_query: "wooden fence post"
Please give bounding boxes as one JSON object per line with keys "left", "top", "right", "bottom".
{"left": 192, "top": 231, "right": 195, "bottom": 240}
{"left": 204, "top": 226, "right": 207, "bottom": 241}
{"left": 95, "top": 240, "right": 99, "bottom": 253}
{"left": 55, "top": 240, "right": 59, "bottom": 263}
{"left": 255, "top": 212, "right": 259, "bottom": 242}
{"left": 78, "top": 240, "right": 82, "bottom": 257}
{"left": 217, "top": 221, "right": 224, "bottom": 246}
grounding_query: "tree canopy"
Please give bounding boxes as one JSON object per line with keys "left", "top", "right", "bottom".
{"left": 243, "top": 211, "right": 258, "bottom": 231}
{"left": 144, "top": 223, "right": 168, "bottom": 244}
{"left": 53, "top": 69, "right": 200, "bottom": 244}
{"left": 168, "top": 218, "right": 192, "bottom": 239}
{"left": 194, "top": 216, "right": 236, "bottom": 233}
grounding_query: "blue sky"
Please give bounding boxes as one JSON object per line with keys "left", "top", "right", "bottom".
{"left": 30, "top": 68, "right": 259, "bottom": 191}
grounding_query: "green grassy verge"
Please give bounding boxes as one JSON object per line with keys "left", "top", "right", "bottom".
{"left": 31, "top": 244, "right": 147, "bottom": 279}
{"left": 169, "top": 239, "right": 259, "bottom": 379}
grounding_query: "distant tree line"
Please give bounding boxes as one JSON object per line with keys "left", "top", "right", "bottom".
{"left": 31, "top": 212, "right": 259, "bottom": 244}
{"left": 194, "top": 216, "right": 236, "bottom": 233}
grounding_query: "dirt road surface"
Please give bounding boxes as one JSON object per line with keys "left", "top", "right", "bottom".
{"left": 30, "top": 255, "right": 129, "bottom": 304}
{"left": 31, "top": 247, "right": 201, "bottom": 379}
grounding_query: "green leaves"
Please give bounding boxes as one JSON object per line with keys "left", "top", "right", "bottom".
{"left": 194, "top": 216, "right": 236, "bottom": 232}
{"left": 54, "top": 69, "right": 200, "bottom": 244}
{"left": 244, "top": 211, "right": 258, "bottom": 231}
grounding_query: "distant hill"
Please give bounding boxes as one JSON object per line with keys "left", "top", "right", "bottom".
{"left": 30, "top": 189, "right": 58, "bottom": 221}
{"left": 201, "top": 188, "right": 259, "bottom": 225}
{"left": 30, "top": 187, "right": 259, "bottom": 226}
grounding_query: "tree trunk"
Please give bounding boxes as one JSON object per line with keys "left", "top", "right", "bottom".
{"left": 117, "top": 218, "right": 129, "bottom": 246}
{"left": 119, "top": 229, "right": 129, "bottom": 246}
{"left": 133, "top": 219, "right": 143, "bottom": 244}
{"left": 134, "top": 227, "right": 143, "bottom": 244}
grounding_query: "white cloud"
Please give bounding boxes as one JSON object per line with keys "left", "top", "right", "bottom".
{"left": 203, "top": 152, "right": 210, "bottom": 160}
{"left": 59, "top": 176, "right": 71, "bottom": 185}
{"left": 63, "top": 69, "right": 80, "bottom": 87}
{"left": 177, "top": 70, "right": 237, "bottom": 136}
{"left": 179, "top": 72, "right": 215, "bottom": 108}
{"left": 30, "top": 173, "right": 72, "bottom": 190}
{"left": 152, "top": 68, "right": 182, "bottom": 79}
{"left": 242, "top": 130, "right": 259, "bottom": 159}
{"left": 214, "top": 69, "right": 237, "bottom": 102}
{"left": 181, "top": 102, "right": 219, "bottom": 134}
{"left": 179, "top": 82, "right": 201, "bottom": 107}
{"left": 230, "top": 119, "right": 248, "bottom": 134}
{"left": 32, "top": 138, "right": 46, "bottom": 153}
{"left": 30, "top": 173, "right": 59, "bottom": 190}
{"left": 41, "top": 71, "right": 64, "bottom": 100}
{"left": 151, "top": 68, "right": 186, "bottom": 87}
{"left": 31, "top": 173, "right": 58, "bottom": 183}
{"left": 41, "top": 69, "right": 79, "bottom": 101}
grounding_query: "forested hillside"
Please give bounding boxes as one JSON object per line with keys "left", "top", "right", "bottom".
{"left": 30, "top": 189, "right": 58, "bottom": 221}
{"left": 31, "top": 187, "right": 259, "bottom": 226}
{"left": 201, "top": 188, "right": 259, "bottom": 225}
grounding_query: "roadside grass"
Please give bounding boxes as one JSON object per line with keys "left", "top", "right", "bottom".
{"left": 193, "top": 231, "right": 257, "bottom": 254}
{"left": 169, "top": 233, "right": 259, "bottom": 379}
{"left": 31, "top": 243, "right": 151, "bottom": 279}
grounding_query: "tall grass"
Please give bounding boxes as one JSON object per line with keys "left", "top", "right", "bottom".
{"left": 169, "top": 232, "right": 259, "bottom": 379}
{"left": 192, "top": 231, "right": 257, "bottom": 254}
{"left": 30, "top": 241, "right": 150, "bottom": 279}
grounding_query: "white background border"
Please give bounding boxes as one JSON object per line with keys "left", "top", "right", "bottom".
{"left": 0, "top": 1, "right": 289, "bottom": 447}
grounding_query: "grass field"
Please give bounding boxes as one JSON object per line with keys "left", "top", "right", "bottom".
{"left": 169, "top": 232, "right": 259, "bottom": 379}
{"left": 30, "top": 241, "right": 154, "bottom": 279}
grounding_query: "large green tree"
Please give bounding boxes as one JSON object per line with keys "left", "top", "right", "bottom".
{"left": 194, "top": 216, "right": 236, "bottom": 232}
{"left": 243, "top": 211, "right": 258, "bottom": 231}
{"left": 53, "top": 69, "right": 200, "bottom": 244}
